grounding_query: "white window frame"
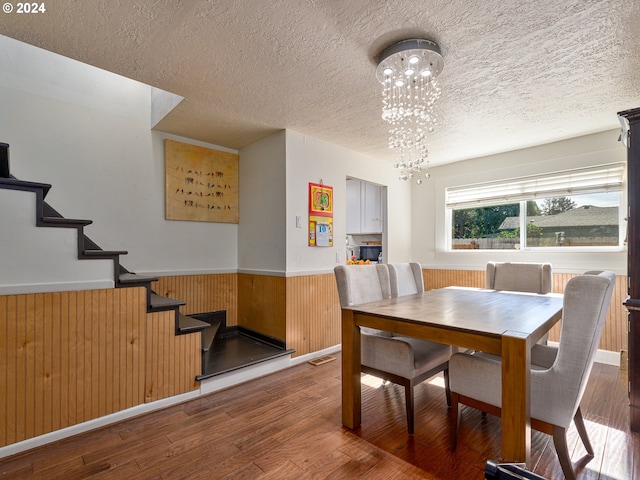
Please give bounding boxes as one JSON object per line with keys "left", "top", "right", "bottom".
{"left": 445, "top": 163, "right": 626, "bottom": 252}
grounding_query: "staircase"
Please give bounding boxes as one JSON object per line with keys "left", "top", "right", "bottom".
{"left": 0, "top": 143, "right": 210, "bottom": 372}
{"left": 0, "top": 142, "right": 294, "bottom": 380}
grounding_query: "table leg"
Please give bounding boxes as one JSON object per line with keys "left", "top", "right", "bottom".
{"left": 341, "top": 308, "right": 361, "bottom": 429}
{"left": 501, "top": 330, "right": 531, "bottom": 465}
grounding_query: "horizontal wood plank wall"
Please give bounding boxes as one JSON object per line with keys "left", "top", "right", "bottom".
{"left": 152, "top": 273, "right": 238, "bottom": 326}
{"left": 0, "top": 286, "right": 202, "bottom": 449}
{"left": 238, "top": 274, "right": 286, "bottom": 341}
{"left": 285, "top": 274, "right": 341, "bottom": 357}
{"left": 144, "top": 310, "right": 200, "bottom": 403}
{"left": 423, "top": 269, "right": 628, "bottom": 353}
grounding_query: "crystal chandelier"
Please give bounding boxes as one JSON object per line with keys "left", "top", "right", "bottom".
{"left": 376, "top": 39, "right": 444, "bottom": 184}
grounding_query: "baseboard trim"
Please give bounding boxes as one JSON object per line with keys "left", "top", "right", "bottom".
{"left": 200, "top": 354, "right": 292, "bottom": 394}
{"left": 198, "top": 345, "right": 341, "bottom": 394}
{"left": 0, "top": 390, "right": 200, "bottom": 460}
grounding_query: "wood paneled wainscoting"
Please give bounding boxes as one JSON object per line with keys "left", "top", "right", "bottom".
{"left": 144, "top": 310, "right": 200, "bottom": 403}
{"left": 238, "top": 273, "right": 341, "bottom": 358}
{"left": 423, "top": 269, "right": 628, "bottom": 355}
{"left": 150, "top": 269, "right": 625, "bottom": 360}
{"left": 152, "top": 273, "right": 238, "bottom": 325}
{"left": 0, "top": 287, "right": 201, "bottom": 450}
{"left": 238, "top": 274, "right": 286, "bottom": 341}
{"left": 153, "top": 271, "right": 341, "bottom": 358}
{"left": 285, "top": 274, "right": 342, "bottom": 357}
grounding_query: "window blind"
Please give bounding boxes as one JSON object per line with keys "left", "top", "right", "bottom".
{"left": 445, "top": 163, "right": 625, "bottom": 209}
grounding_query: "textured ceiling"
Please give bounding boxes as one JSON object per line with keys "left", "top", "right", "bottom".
{"left": 1, "top": 0, "right": 639, "bottom": 166}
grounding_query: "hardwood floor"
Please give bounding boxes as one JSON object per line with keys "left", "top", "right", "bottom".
{"left": 0, "top": 353, "right": 638, "bottom": 479}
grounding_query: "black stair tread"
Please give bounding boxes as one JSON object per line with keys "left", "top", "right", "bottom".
{"left": 0, "top": 177, "right": 52, "bottom": 196}
{"left": 177, "top": 313, "right": 210, "bottom": 334}
{"left": 81, "top": 249, "right": 128, "bottom": 257}
{"left": 41, "top": 217, "right": 93, "bottom": 226}
{"left": 118, "top": 272, "right": 159, "bottom": 284}
{"left": 149, "top": 293, "right": 186, "bottom": 311}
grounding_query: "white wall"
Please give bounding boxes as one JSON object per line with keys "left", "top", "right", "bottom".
{"left": 0, "top": 189, "right": 114, "bottom": 293}
{"left": 238, "top": 131, "right": 287, "bottom": 274}
{"left": 412, "top": 130, "right": 627, "bottom": 274}
{"left": 284, "top": 131, "right": 413, "bottom": 275}
{"left": 0, "top": 35, "right": 238, "bottom": 291}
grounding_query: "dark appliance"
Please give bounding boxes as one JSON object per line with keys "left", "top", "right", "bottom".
{"left": 359, "top": 245, "right": 381, "bottom": 262}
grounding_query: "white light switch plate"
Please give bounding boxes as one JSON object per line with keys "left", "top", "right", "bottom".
{"left": 295, "top": 215, "right": 302, "bottom": 228}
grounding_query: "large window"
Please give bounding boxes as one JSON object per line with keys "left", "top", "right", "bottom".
{"left": 446, "top": 164, "right": 624, "bottom": 250}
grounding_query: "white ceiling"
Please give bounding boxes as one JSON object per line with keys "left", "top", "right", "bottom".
{"left": 1, "top": 0, "right": 639, "bottom": 166}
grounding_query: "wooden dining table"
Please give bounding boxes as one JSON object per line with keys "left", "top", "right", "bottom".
{"left": 341, "top": 286, "right": 564, "bottom": 465}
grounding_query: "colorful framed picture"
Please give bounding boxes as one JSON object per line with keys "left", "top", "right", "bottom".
{"left": 308, "top": 182, "right": 333, "bottom": 216}
{"left": 308, "top": 182, "right": 333, "bottom": 246}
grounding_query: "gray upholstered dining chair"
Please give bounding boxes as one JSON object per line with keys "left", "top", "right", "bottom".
{"left": 388, "top": 261, "right": 455, "bottom": 402}
{"left": 486, "top": 261, "right": 552, "bottom": 293}
{"left": 486, "top": 261, "right": 553, "bottom": 343}
{"left": 388, "top": 262, "right": 424, "bottom": 297}
{"left": 448, "top": 271, "right": 615, "bottom": 480}
{"left": 334, "top": 264, "right": 452, "bottom": 434}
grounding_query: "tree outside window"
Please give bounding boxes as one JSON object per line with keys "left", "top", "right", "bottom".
{"left": 451, "top": 195, "right": 619, "bottom": 250}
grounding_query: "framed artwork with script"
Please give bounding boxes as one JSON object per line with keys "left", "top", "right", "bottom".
{"left": 165, "top": 139, "right": 239, "bottom": 223}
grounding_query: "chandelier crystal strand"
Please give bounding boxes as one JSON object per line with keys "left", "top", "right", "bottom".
{"left": 376, "top": 39, "right": 443, "bottom": 184}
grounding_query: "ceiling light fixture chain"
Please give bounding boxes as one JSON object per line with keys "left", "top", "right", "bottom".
{"left": 376, "top": 38, "right": 444, "bottom": 184}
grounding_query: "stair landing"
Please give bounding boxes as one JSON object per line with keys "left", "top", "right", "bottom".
{"left": 202, "top": 331, "right": 294, "bottom": 378}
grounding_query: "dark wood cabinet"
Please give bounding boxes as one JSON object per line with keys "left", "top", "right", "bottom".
{"left": 619, "top": 107, "right": 640, "bottom": 432}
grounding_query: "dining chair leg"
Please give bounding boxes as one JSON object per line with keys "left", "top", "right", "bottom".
{"left": 450, "top": 392, "right": 460, "bottom": 450}
{"left": 405, "top": 382, "right": 415, "bottom": 435}
{"left": 573, "top": 406, "right": 594, "bottom": 456}
{"left": 552, "top": 425, "right": 576, "bottom": 480}
{"left": 443, "top": 368, "right": 452, "bottom": 407}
